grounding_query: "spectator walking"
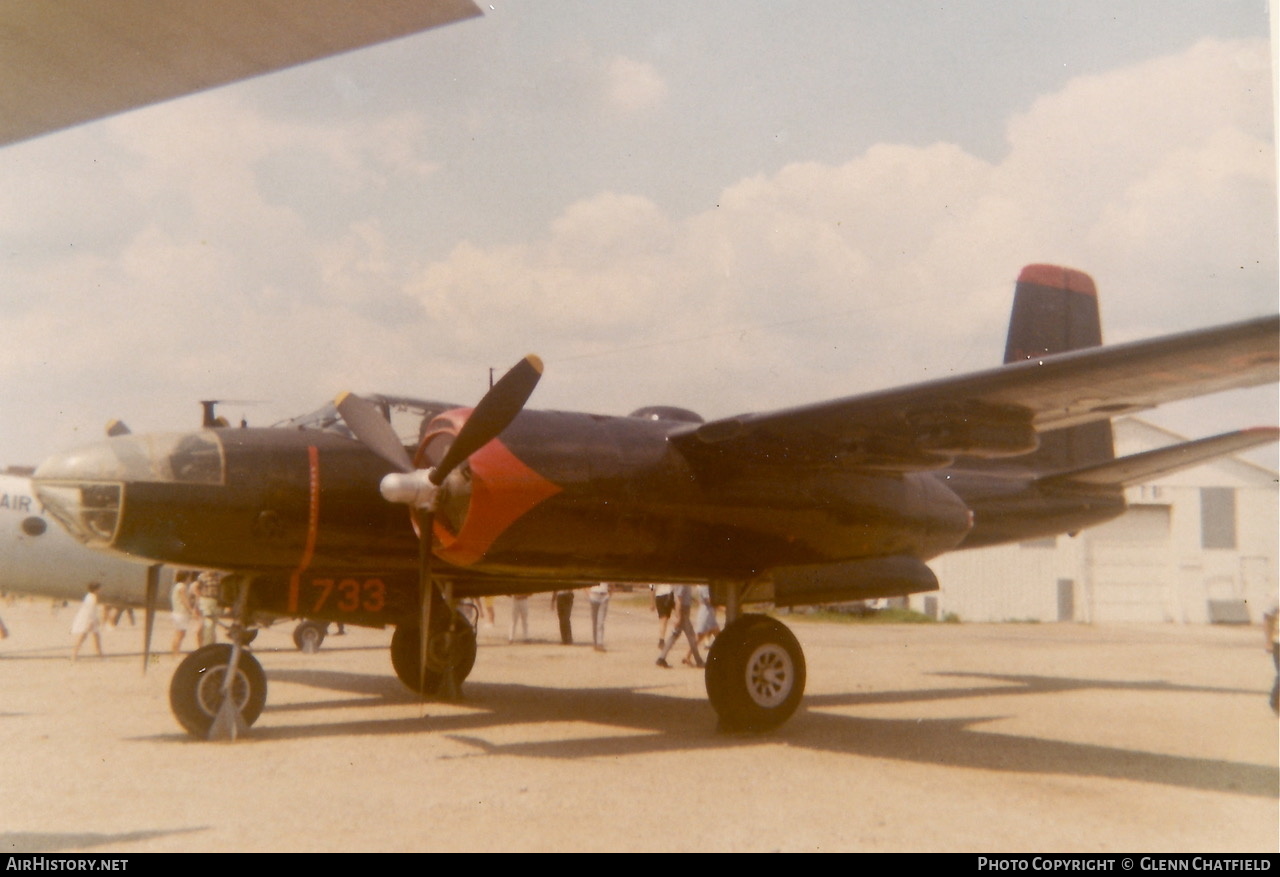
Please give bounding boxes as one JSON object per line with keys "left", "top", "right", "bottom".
{"left": 656, "top": 585, "right": 702, "bottom": 669}
{"left": 588, "top": 583, "right": 611, "bottom": 652}
{"left": 552, "top": 589, "right": 575, "bottom": 644}
{"left": 509, "top": 594, "right": 530, "bottom": 643}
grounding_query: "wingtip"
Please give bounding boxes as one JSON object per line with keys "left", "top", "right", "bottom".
{"left": 525, "top": 354, "right": 544, "bottom": 375}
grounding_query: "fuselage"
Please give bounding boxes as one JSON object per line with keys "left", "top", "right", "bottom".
{"left": 32, "top": 404, "right": 1126, "bottom": 624}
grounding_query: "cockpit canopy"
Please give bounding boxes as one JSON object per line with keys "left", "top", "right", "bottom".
{"left": 275, "top": 395, "right": 460, "bottom": 447}
{"left": 628, "top": 406, "right": 704, "bottom": 424}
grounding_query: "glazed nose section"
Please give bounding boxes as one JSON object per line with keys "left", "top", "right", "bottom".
{"left": 32, "top": 441, "right": 129, "bottom": 545}
{"left": 35, "top": 435, "right": 149, "bottom": 484}
{"left": 33, "top": 432, "right": 226, "bottom": 546}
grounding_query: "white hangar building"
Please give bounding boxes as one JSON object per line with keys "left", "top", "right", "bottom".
{"left": 916, "top": 418, "right": 1279, "bottom": 625}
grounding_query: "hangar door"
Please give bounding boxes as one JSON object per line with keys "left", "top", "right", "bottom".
{"left": 1084, "top": 504, "right": 1173, "bottom": 623}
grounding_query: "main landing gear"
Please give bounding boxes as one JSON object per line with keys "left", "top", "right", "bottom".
{"left": 389, "top": 608, "right": 478, "bottom": 696}
{"left": 166, "top": 602, "right": 803, "bottom": 739}
{"left": 705, "top": 614, "right": 806, "bottom": 732}
{"left": 292, "top": 619, "right": 327, "bottom": 653}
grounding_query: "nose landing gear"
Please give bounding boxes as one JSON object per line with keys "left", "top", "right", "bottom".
{"left": 169, "top": 643, "right": 267, "bottom": 739}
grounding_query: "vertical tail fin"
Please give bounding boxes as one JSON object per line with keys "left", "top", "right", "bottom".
{"left": 1004, "top": 265, "right": 1115, "bottom": 471}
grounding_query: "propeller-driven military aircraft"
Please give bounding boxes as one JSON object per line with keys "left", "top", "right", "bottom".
{"left": 31, "top": 265, "right": 1280, "bottom": 738}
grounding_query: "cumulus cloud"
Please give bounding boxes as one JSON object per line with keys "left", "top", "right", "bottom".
{"left": 0, "top": 37, "right": 1273, "bottom": 465}
{"left": 406, "top": 38, "right": 1274, "bottom": 413}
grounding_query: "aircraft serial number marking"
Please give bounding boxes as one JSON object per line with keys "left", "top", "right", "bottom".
{"left": 309, "top": 578, "right": 387, "bottom": 614}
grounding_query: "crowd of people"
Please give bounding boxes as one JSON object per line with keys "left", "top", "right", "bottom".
{"left": 469, "top": 582, "right": 721, "bottom": 667}
{"left": 55, "top": 573, "right": 721, "bottom": 668}
{"left": 66, "top": 569, "right": 226, "bottom": 661}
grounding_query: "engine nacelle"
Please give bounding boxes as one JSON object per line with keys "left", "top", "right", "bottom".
{"left": 768, "top": 555, "right": 939, "bottom": 608}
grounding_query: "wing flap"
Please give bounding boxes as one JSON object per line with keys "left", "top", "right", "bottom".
{"left": 670, "top": 314, "right": 1279, "bottom": 471}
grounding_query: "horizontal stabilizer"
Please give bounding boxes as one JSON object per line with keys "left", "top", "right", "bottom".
{"left": 1037, "top": 427, "right": 1279, "bottom": 489}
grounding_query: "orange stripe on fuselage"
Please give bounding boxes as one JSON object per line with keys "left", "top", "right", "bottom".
{"left": 288, "top": 445, "right": 321, "bottom": 614}
{"left": 433, "top": 438, "right": 562, "bottom": 567}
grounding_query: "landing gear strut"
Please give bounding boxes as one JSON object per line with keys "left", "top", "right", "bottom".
{"left": 705, "top": 614, "right": 806, "bottom": 732}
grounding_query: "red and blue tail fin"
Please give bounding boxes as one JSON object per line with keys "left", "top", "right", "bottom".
{"left": 1003, "top": 265, "right": 1115, "bottom": 472}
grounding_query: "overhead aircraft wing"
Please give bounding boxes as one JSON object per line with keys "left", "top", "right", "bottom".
{"left": 670, "top": 314, "right": 1280, "bottom": 470}
{"left": 0, "top": 0, "right": 482, "bottom": 147}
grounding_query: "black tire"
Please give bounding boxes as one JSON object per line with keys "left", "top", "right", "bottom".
{"left": 292, "top": 620, "right": 326, "bottom": 653}
{"left": 705, "top": 614, "right": 806, "bottom": 732}
{"left": 389, "top": 610, "right": 478, "bottom": 695}
{"left": 169, "top": 644, "right": 267, "bottom": 739}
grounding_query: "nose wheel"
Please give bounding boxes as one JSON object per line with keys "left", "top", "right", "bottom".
{"left": 705, "top": 614, "right": 806, "bottom": 732}
{"left": 170, "top": 643, "right": 267, "bottom": 739}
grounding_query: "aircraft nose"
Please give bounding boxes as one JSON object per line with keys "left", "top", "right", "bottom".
{"left": 33, "top": 442, "right": 127, "bottom": 545}
{"left": 33, "top": 432, "right": 225, "bottom": 546}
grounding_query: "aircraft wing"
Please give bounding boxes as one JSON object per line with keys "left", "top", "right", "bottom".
{"left": 670, "top": 314, "right": 1280, "bottom": 470}
{"left": 0, "top": 0, "right": 482, "bottom": 147}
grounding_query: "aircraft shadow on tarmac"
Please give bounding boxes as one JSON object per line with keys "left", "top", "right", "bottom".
{"left": 139, "top": 665, "right": 1279, "bottom": 800}
{"left": 0, "top": 828, "right": 207, "bottom": 854}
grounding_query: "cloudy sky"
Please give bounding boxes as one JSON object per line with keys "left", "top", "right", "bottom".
{"left": 0, "top": 1, "right": 1275, "bottom": 470}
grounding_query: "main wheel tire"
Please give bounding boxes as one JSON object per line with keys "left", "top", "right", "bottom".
{"left": 170, "top": 644, "right": 267, "bottom": 739}
{"left": 390, "top": 610, "right": 478, "bottom": 695}
{"left": 292, "top": 620, "right": 326, "bottom": 653}
{"left": 705, "top": 614, "right": 806, "bottom": 732}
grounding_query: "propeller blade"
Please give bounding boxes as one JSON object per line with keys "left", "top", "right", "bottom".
{"left": 432, "top": 354, "right": 542, "bottom": 484}
{"left": 414, "top": 509, "right": 463, "bottom": 703}
{"left": 417, "top": 509, "right": 434, "bottom": 702}
{"left": 141, "top": 564, "right": 160, "bottom": 674}
{"left": 336, "top": 392, "right": 414, "bottom": 473}
{"left": 106, "top": 419, "right": 131, "bottom": 437}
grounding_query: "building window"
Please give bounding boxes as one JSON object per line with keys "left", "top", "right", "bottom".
{"left": 1200, "top": 487, "right": 1236, "bottom": 550}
